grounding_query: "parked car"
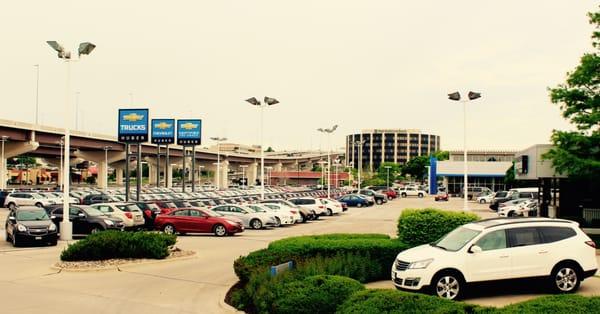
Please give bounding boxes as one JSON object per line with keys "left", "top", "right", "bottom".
{"left": 494, "top": 198, "right": 530, "bottom": 212}
{"left": 490, "top": 188, "right": 538, "bottom": 211}
{"left": 82, "top": 194, "right": 111, "bottom": 205}
{"left": 247, "top": 204, "right": 294, "bottom": 227}
{"left": 211, "top": 205, "right": 277, "bottom": 229}
{"left": 460, "top": 186, "right": 493, "bottom": 200}
{"left": 39, "top": 192, "right": 79, "bottom": 205}
{"left": 261, "top": 199, "right": 315, "bottom": 222}
{"left": 5, "top": 207, "right": 58, "bottom": 246}
{"left": 434, "top": 192, "right": 449, "bottom": 202}
{"left": 261, "top": 203, "right": 303, "bottom": 223}
{"left": 353, "top": 189, "right": 387, "bottom": 205}
{"left": 155, "top": 208, "right": 244, "bottom": 236}
{"left": 368, "top": 186, "right": 398, "bottom": 200}
{"left": 288, "top": 197, "right": 328, "bottom": 216}
{"left": 498, "top": 200, "right": 538, "bottom": 217}
{"left": 391, "top": 218, "right": 597, "bottom": 300}
{"left": 154, "top": 201, "right": 179, "bottom": 214}
{"left": 90, "top": 202, "right": 145, "bottom": 229}
{"left": 47, "top": 205, "right": 125, "bottom": 235}
{"left": 476, "top": 192, "right": 495, "bottom": 204}
{"left": 397, "top": 187, "right": 428, "bottom": 199}
{"left": 337, "top": 194, "right": 372, "bottom": 207}
{"left": 320, "top": 198, "right": 344, "bottom": 216}
{"left": 135, "top": 202, "right": 162, "bottom": 230}
{"left": 4, "top": 192, "right": 57, "bottom": 210}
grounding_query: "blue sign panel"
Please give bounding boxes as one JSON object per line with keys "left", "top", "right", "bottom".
{"left": 151, "top": 119, "right": 175, "bottom": 144}
{"left": 429, "top": 157, "right": 438, "bottom": 194}
{"left": 118, "top": 109, "right": 149, "bottom": 142}
{"left": 177, "top": 119, "right": 202, "bottom": 145}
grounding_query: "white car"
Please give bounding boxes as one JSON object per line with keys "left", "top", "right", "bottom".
{"left": 288, "top": 197, "right": 328, "bottom": 216}
{"left": 262, "top": 203, "right": 303, "bottom": 223}
{"left": 90, "top": 202, "right": 145, "bottom": 228}
{"left": 498, "top": 200, "right": 538, "bottom": 217}
{"left": 398, "top": 187, "right": 428, "bottom": 198}
{"left": 39, "top": 192, "right": 79, "bottom": 205}
{"left": 319, "top": 198, "right": 344, "bottom": 216}
{"left": 246, "top": 204, "right": 295, "bottom": 227}
{"left": 211, "top": 205, "right": 277, "bottom": 229}
{"left": 476, "top": 193, "right": 495, "bottom": 204}
{"left": 4, "top": 192, "right": 56, "bottom": 209}
{"left": 391, "top": 218, "right": 597, "bottom": 300}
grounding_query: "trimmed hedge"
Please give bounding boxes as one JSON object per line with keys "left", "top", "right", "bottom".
{"left": 336, "top": 289, "right": 481, "bottom": 314}
{"left": 494, "top": 294, "right": 600, "bottom": 314}
{"left": 60, "top": 231, "right": 177, "bottom": 261}
{"left": 271, "top": 275, "right": 364, "bottom": 314}
{"left": 397, "top": 209, "right": 479, "bottom": 247}
{"left": 234, "top": 233, "right": 408, "bottom": 283}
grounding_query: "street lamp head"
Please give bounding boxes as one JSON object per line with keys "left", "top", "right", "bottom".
{"left": 103, "top": 146, "right": 112, "bottom": 151}
{"left": 468, "top": 91, "right": 481, "bottom": 100}
{"left": 317, "top": 128, "right": 324, "bottom": 132}
{"left": 47, "top": 41, "right": 70, "bottom": 59}
{"left": 331, "top": 124, "right": 338, "bottom": 132}
{"left": 245, "top": 97, "right": 261, "bottom": 106}
{"left": 264, "top": 96, "right": 279, "bottom": 106}
{"left": 448, "top": 92, "right": 461, "bottom": 101}
{"left": 78, "top": 42, "right": 96, "bottom": 56}
{"left": 1, "top": 135, "right": 9, "bottom": 141}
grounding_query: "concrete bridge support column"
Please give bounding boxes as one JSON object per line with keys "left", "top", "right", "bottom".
{"left": 75, "top": 150, "right": 125, "bottom": 190}
{"left": 247, "top": 162, "right": 258, "bottom": 186}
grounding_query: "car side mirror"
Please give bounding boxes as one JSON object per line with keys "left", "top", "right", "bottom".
{"left": 50, "top": 215, "right": 56, "bottom": 220}
{"left": 469, "top": 245, "right": 482, "bottom": 254}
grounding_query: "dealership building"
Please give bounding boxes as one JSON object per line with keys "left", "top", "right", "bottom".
{"left": 346, "top": 129, "right": 440, "bottom": 171}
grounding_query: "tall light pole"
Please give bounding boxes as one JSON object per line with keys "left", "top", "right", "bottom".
{"left": 353, "top": 139, "right": 366, "bottom": 192}
{"left": 34, "top": 64, "right": 40, "bottom": 125}
{"left": 210, "top": 137, "right": 227, "bottom": 190}
{"left": 317, "top": 125, "right": 338, "bottom": 198}
{"left": 448, "top": 91, "right": 481, "bottom": 211}
{"left": 240, "top": 165, "right": 248, "bottom": 188}
{"left": 347, "top": 161, "right": 353, "bottom": 189}
{"left": 1, "top": 136, "right": 8, "bottom": 189}
{"left": 103, "top": 146, "right": 112, "bottom": 192}
{"left": 59, "top": 137, "right": 64, "bottom": 191}
{"left": 47, "top": 40, "right": 96, "bottom": 241}
{"left": 245, "top": 96, "right": 279, "bottom": 199}
{"left": 385, "top": 165, "right": 392, "bottom": 190}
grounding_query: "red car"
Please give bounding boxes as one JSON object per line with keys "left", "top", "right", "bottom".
{"left": 434, "top": 192, "right": 449, "bottom": 202}
{"left": 154, "top": 201, "right": 178, "bottom": 215}
{"left": 155, "top": 208, "right": 244, "bottom": 237}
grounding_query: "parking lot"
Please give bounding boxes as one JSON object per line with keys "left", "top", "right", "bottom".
{"left": 0, "top": 197, "right": 598, "bottom": 313}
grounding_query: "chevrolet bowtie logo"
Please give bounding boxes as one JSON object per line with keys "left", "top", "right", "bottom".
{"left": 154, "top": 122, "right": 172, "bottom": 129}
{"left": 181, "top": 122, "right": 198, "bottom": 130}
{"left": 123, "top": 113, "right": 144, "bottom": 122}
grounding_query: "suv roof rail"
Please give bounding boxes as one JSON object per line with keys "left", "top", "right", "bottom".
{"left": 476, "top": 217, "right": 575, "bottom": 229}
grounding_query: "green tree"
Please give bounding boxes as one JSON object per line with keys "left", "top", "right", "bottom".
{"left": 431, "top": 150, "right": 449, "bottom": 161}
{"left": 265, "top": 147, "right": 275, "bottom": 153}
{"left": 401, "top": 156, "right": 429, "bottom": 179}
{"left": 8, "top": 156, "right": 38, "bottom": 167}
{"left": 376, "top": 162, "right": 401, "bottom": 179}
{"left": 544, "top": 10, "right": 600, "bottom": 178}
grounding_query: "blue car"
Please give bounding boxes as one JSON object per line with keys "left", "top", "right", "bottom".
{"left": 337, "top": 194, "right": 373, "bottom": 208}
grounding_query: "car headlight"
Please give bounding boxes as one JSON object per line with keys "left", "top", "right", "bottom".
{"left": 104, "top": 219, "right": 114, "bottom": 226}
{"left": 48, "top": 223, "right": 57, "bottom": 231}
{"left": 408, "top": 258, "right": 433, "bottom": 269}
{"left": 17, "top": 224, "right": 27, "bottom": 232}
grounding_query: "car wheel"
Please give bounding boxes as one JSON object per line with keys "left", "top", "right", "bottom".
{"left": 213, "top": 224, "right": 227, "bottom": 237}
{"left": 35, "top": 202, "right": 43, "bottom": 208}
{"left": 8, "top": 203, "right": 16, "bottom": 210}
{"left": 162, "top": 224, "right": 176, "bottom": 235}
{"left": 327, "top": 209, "right": 333, "bottom": 216}
{"left": 401, "top": 193, "right": 407, "bottom": 198}
{"left": 300, "top": 214, "right": 307, "bottom": 223}
{"left": 376, "top": 199, "right": 383, "bottom": 205}
{"left": 418, "top": 193, "right": 423, "bottom": 198}
{"left": 250, "top": 219, "right": 263, "bottom": 230}
{"left": 357, "top": 203, "right": 363, "bottom": 208}
{"left": 479, "top": 199, "right": 486, "bottom": 204}
{"left": 508, "top": 211, "right": 517, "bottom": 217}
{"left": 274, "top": 217, "right": 282, "bottom": 227}
{"left": 431, "top": 272, "right": 464, "bottom": 300}
{"left": 551, "top": 264, "right": 581, "bottom": 293}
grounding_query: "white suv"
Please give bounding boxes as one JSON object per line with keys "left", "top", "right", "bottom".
{"left": 288, "top": 197, "right": 328, "bottom": 216}
{"left": 391, "top": 218, "right": 597, "bottom": 300}
{"left": 398, "top": 187, "right": 428, "bottom": 198}
{"left": 5, "top": 192, "right": 57, "bottom": 209}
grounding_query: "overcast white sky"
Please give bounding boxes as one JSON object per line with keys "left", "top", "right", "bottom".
{"left": 0, "top": 1, "right": 597, "bottom": 152}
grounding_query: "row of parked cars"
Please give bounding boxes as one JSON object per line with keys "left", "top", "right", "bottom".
{"left": 3, "top": 186, "right": 397, "bottom": 246}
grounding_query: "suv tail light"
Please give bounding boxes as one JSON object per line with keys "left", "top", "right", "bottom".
{"left": 290, "top": 210, "right": 297, "bottom": 214}
{"left": 585, "top": 241, "right": 596, "bottom": 248}
{"left": 125, "top": 212, "right": 132, "bottom": 219}
{"left": 318, "top": 205, "right": 324, "bottom": 209}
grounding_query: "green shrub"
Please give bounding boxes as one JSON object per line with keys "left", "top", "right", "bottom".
{"left": 397, "top": 209, "right": 479, "bottom": 247}
{"left": 492, "top": 294, "right": 600, "bottom": 314}
{"left": 337, "top": 289, "right": 481, "bottom": 314}
{"left": 234, "top": 233, "right": 407, "bottom": 283}
{"left": 271, "top": 275, "right": 364, "bottom": 314}
{"left": 60, "top": 231, "right": 176, "bottom": 261}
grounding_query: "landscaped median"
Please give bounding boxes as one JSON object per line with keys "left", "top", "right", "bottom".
{"left": 227, "top": 208, "right": 600, "bottom": 313}
{"left": 55, "top": 231, "right": 195, "bottom": 271}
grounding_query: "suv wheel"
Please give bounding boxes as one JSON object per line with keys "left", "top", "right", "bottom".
{"left": 551, "top": 264, "right": 581, "bottom": 293}
{"left": 250, "top": 219, "right": 263, "bottom": 229}
{"left": 418, "top": 193, "right": 424, "bottom": 198}
{"left": 401, "top": 193, "right": 407, "bottom": 198}
{"left": 431, "top": 272, "right": 464, "bottom": 300}
{"left": 35, "top": 202, "right": 43, "bottom": 208}
{"left": 327, "top": 209, "right": 333, "bottom": 216}
{"left": 479, "top": 199, "right": 486, "bottom": 204}
{"left": 8, "top": 202, "right": 16, "bottom": 210}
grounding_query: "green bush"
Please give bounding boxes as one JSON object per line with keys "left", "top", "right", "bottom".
{"left": 397, "top": 209, "right": 479, "bottom": 247}
{"left": 337, "top": 289, "right": 481, "bottom": 314}
{"left": 60, "top": 231, "right": 176, "bottom": 261}
{"left": 234, "top": 233, "right": 407, "bottom": 283}
{"left": 492, "top": 294, "right": 600, "bottom": 314}
{"left": 271, "top": 275, "right": 364, "bottom": 314}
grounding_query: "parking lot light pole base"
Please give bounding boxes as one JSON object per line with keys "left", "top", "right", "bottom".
{"left": 60, "top": 221, "right": 72, "bottom": 241}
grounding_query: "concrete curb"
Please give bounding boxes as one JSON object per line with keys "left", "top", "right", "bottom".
{"left": 218, "top": 287, "right": 243, "bottom": 314}
{"left": 50, "top": 251, "right": 198, "bottom": 273}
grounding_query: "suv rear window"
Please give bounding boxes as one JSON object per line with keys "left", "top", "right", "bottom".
{"left": 508, "top": 227, "right": 542, "bottom": 247}
{"left": 539, "top": 227, "right": 576, "bottom": 243}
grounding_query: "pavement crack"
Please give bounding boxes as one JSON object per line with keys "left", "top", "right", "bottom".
{"left": 118, "top": 269, "right": 229, "bottom": 287}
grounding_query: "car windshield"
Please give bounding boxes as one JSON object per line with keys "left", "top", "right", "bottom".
{"left": 495, "top": 192, "right": 507, "bottom": 197}
{"left": 432, "top": 227, "right": 481, "bottom": 252}
{"left": 16, "top": 210, "right": 50, "bottom": 221}
{"left": 82, "top": 207, "right": 106, "bottom": 217}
